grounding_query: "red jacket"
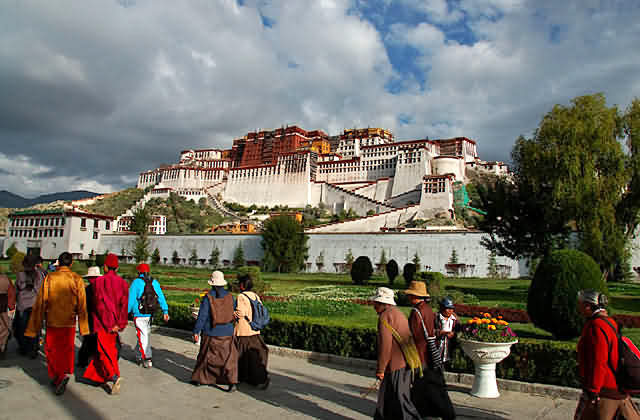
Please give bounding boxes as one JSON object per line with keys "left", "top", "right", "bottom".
{"left": 91, "top": 270, "right": 129, "bottom": 333}
{"left": 577, "top": 315, "right": 620, "bottom": 396}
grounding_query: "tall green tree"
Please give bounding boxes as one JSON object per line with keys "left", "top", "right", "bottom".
{"left": 209, "top": 246, "right": 220, "bottom": 269}
{"left": 232, "top": 244, "right": 245, "bottom": 268}
{"left": 151, "top": 248, "right": 161, "bottom": 264}
{"left": 261, "top": 215, "right": 308, "bottom": 273}
{"left": 478, "top": 94, "right": 640, "bottom": 280}
{"left": 131, "top": 206, "right": 151, "bottom": 236}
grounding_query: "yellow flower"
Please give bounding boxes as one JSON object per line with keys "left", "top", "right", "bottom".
{"left": 488, "top": 325, "right": 496, "bottom": 330}
{"left": 484, "top": 313, "right": 491, "bottom": 318}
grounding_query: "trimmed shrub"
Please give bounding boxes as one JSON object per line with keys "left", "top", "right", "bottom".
{"left": 95, "top": 253, "right": 107, "bottom": 268}
{"left": 10, "top": 251, "right": 25, "bottom": 274}
{"left": 417, "top": 271, "right": 443, "bottom": 296}
{"left": 527, "top": 249, "right": 606, "bottom": 339}
{"left": 351, "top": 256, "right": 373, "bottom": 285}
{"left": 386, "top": 259, "right": 399, "bottom": 286}
{"left": 402, "top": 263, "right": 416, "bottom": 286}
{"left": 5, "top": 243, "right": 18, "bottom": 259}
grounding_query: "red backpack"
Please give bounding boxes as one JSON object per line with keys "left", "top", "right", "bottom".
{"left": 601, "top": 317, "right": 640, "bottom": 394}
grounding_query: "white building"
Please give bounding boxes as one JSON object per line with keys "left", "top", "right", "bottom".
{"left": 6, "top": 207, "right": 115, "bottom": 259}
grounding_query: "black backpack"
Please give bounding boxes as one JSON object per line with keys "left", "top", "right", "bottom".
{"left": 138, "top": 277, "right": 160, "bottom": 315}
{"left": 600, "top": 317, "right": 640, "bottom": 394}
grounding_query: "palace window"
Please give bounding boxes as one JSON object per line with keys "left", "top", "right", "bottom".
{"left": 81, "top": 218, "right": 86, "bottom": 228}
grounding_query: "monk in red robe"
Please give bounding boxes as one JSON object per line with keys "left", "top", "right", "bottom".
{"left": 26, "top": 252, "right": 89, "bottom": 395}
{"left": 82, "top": 253, "right": 129, "bottom": 395}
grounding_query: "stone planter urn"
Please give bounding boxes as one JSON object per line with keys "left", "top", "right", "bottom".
{"left": 458, "top": 338, "right": 518, "bottom": 398}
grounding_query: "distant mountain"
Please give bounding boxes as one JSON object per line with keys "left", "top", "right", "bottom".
{"left": 0, "top": 190, "right": 101, "bottom": 208}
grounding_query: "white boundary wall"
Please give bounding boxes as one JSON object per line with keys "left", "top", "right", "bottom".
{"left": 98, "top": 231, "right": 528, "bottom": 278}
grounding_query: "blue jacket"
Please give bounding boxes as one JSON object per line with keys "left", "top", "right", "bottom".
{"left": 128, "top": 275, "right": 169, "bottom": 317}
{"left": 193, "top": 288, "right": 235, "bottom": 337}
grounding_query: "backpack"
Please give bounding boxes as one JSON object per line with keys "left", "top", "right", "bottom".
{"left": 138, "top": 277, "right": 160, "bottom": 315}
{"left": 242, "top": 292, "right": 270, "bottom": 331}
{"left": 208, "top": 293, "right": 234, "bottom": 327}
{"left": 600, "top": 317, "right": 640, "bottom": 394}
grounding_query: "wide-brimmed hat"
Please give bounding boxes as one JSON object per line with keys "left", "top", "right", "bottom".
{"left": 208, "top": 270, "right": 226, "bottom": 287}
{"left": 369, "top": 287, "right": 396, "bottom": 306}
{"left": 83, "top": 266, "right": 102, "bottom": 278}
{"left": 404, "top": 281, "right": 429, "bottom": 298}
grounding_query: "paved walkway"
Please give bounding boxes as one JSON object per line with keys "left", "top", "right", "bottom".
{"left": 0, "top": 327, "right": 577, "bottom": 420}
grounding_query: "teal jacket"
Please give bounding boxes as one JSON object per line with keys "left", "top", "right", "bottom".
{"left": 128, "top": 275, "right": 168, "bottom": 317}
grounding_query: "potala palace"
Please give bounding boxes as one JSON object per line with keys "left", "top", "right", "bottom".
{"left": 137, "top": 126, "right": 508, "bottom": 231}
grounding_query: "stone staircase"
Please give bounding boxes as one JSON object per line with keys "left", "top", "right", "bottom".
{"left": 325, "top": 183, "right": 394, "bottom": 212}
{"left": 204, "top": 182, "right": 248, "bottom": 221}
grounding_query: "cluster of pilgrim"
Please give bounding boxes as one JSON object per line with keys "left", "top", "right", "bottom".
{"left": 0, "top": 250, "right": 471, "bottom": 419}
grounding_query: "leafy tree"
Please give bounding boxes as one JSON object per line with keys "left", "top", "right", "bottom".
{"left": 448, "top": 249, "right": 458, "bottom": 265}
{"left": 316, "top": 251, "right": 325, "bottom": 272}
{"left": 378, "top": 249, "right": 388, "bottom": 273}
{"left": 172, "top": 250, "right": 180, "bottom": 265}
{"left": 345, "top": 249, "right": 355, "bottom": 269}
{"left": 209, "top": 246, "right": 220, "bottom": 269}
{"left": 412, "top": 252, "right": 421, "bottom": 272}
{"left": 151, "top": 248, "right": 161, "bottom": 264}
{"left": 5, "top": 242, "right": 18, "bottom": 259}
{"left": 261, "top": 215, "right": 309, "bottom": 273}
{"left": 190, "top": 249, "right": 199, "bottom": 266}
{"left": 95, "top": 253, "right": 107, "bottom": 268}
{"left": 10, "top": 251, "right": 25, "bottom": 274}
{"left": 386, "top": 259, "right": 399, "bottom": 286}
{"left": 487, "top": 252, "right": 498, "bottom": 278}
{"left": 131, "top": 206, "right": 151, "bottom": 236}
{"left": 351, "top": 256, "right": 373, "bottom": 285}
{"left": 233, "top": 244, "right": 245, "bottom": 268}
{"left": 132, "top": 236, "right": 150, "bottom": 263}
{"left": 478, "top": 94, "right": 640, "bottom": 281}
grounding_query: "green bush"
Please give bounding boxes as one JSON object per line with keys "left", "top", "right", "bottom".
{"left": 527, "top": 249, "right": 606, "bottom": 339}
{"left": 386, "top": 259, "right": 399, "bottom": 286}
{"left": 6, "top": 243, "right": 18, "bottom": 259}
{"left": 417, "top": 271, "right": 443, "bottom": 296}
{"left": 402, "top": 263, "right": 416, "bottom": 286}
{"left": 350, "top": 256, "right": 373, "bottom": 285}
{"left": 10, "top": 251, "right": 25, "bottom": 274}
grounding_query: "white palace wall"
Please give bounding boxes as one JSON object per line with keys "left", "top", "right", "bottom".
{"left": 98, "top": 231, "right": 529, "bottom": 278}
{"left": 223, "top": 171, "right": 312, "bottom": 208}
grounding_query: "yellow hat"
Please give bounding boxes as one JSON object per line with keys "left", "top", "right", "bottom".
{"left": 404, "top": 281, "right": 429, "bottom": 298}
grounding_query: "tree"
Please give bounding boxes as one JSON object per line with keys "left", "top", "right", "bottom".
{"left": 478, "top": 94, "right": 640, "bottom": 281}
{"left": 172, "top": 250, "right": 180, "bottom": 265}
{"left": 132, "top": 236, "right": 150, "bottom": 263}
{"left": 412, "top": 252, "right": 421, "bottom": 272}
{"left": 209, "top": 246, "right": 220, "bottom": 269}
{"left": 487, "top": 252, "right": 498, "bottom": 278}
{"left": 403, "top": 263, "right": 416, "bottom": 286}
{"left": 351, "top": 256, "right": 373, "bottom": 285}
{"left": 448, "top": 249, "right": 458, "bottom": 265}
{"left": 151, "top": 248, "right": 161, "bottom": 264}
{"left": 5, "top": 243, "right": 18, "bottom": 259}
{"left": 233, "top": 244, "right": 245, "bottom": 268}
{"left": 131, "top": 206, "right": 151, "bottom": 236}
{"left": 386, "top": 259, "right": 399, "bottom": 286}
{"left": 378, "top": 249, "right": 388, "bottom": 273}
{"left": 345, "top": 249, "right": 355, "bottom": 269}
{"left": 261, "top": 215, "right": 309, "bottom": 273}
{"left": 316, "top": 251, "right": 325, "bottom": 272}
{"left": 190, "top": 249, "right": 199, "bottom": 266}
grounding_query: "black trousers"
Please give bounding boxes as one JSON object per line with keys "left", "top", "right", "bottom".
{"left": 411, "top": 367, "right": 456, "bottom": 420}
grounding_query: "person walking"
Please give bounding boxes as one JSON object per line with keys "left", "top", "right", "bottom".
{"left": 0, "top": 272, "right": 16, "bottom": 360}
{"left": 191, "top": 270, "right": 238, "bottom": 391}
{"left": 234, "top": 274, "right": 269, "bottom": 389}
{"left": 127, "top": 263, "right": 169, "bottom": 368}
{"left": 574, "top": 289, "right": 640, "bottom": 420}
{"left": 13, "top": 254, "right": 45, "bottom": 358}
{"left": 435, "top": 297, "right": 458, "bottom": 366}
{"left": 371, "top": 287, "right": 420, "bottom": 420}
{"left": 77, "top": 266, "right": 101, "bottom": 368}
{"left": 25, "top": 252, "right": 89, "bottom": 395}
{"left": 83, "top": 255, "right": 129, "bottom": 394}
{"left": 405, "top": 281, "right": 456, "bottom": 420}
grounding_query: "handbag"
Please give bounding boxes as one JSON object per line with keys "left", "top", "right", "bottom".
{"left": 412, "top": 307, "right": 443, "bottom": 370}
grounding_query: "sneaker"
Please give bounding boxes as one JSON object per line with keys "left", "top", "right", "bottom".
{"left": 258, "top": 378, "right": 270, "bottom": 390}
{"left": 144, "top": 360, "right": 152, "bottom": 368}
{"left": 55, "top": 376, "right": 69, "bottom": 396}
{"left": 110, "top": 377, "right": 122, "bottom": 395}
{"left": 227, "top": 384, "right": 236, "bottom": 393}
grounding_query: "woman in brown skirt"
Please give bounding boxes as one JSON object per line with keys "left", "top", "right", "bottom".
{"left": 191, "top": 271, "right": 238, "bottom": 391}
{"left": 234, "top": 274, "right": 270, "bottom": 389}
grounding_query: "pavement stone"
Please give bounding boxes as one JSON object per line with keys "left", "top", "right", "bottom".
{"left": 0, "top": 325, "right": 578, "bottom": 420}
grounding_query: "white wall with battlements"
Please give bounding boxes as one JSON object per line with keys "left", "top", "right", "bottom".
{"left": 307, "top": 206, "right": 419, "bottom": 233}
{"left": 390, "top": 150, "right": 431, "bottom": 197}
{"left": 97, "top": 231, "right": 528, "bottom": 278}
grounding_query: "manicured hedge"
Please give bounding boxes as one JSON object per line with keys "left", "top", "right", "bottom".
{"left": 162, "top": 302, "right": 581, "bottom": 387}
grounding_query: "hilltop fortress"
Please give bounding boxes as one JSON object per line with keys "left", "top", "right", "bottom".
{"left": 137, "top": 126, "right": 508, "bottom": 230}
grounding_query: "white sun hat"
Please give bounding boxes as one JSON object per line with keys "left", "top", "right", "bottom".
{"left": 370, "top": 287, "right": 396, "bottom": 306}
{"left": 208, "top": 270, "right": 226, "bottom": 287}
{"left": 83, "top": 266, "right": 102, "bottom": 278}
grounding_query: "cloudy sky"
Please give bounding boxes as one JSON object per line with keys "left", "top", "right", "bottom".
{"left": 1, "top": 0, "right": 639, "bottom": 197}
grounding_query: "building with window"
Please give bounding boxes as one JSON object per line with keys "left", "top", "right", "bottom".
{"left": 6, "top": 208, "right": 115, "bottom": 259}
